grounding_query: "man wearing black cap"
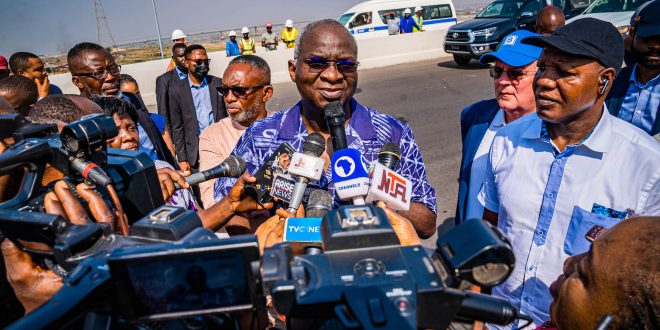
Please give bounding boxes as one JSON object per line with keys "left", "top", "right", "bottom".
{"left": 606, "top": 0, "right": 660, "bottom": 137}
{"left": 478, "top": 18, "right": 660, "bottom": 329}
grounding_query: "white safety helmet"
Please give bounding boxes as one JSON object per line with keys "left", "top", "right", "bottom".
{"left": 171, "top": 29, "right": 186, "bottom": 40}
{"left": 229, "top": 30, "right": 237, "bottom": 37}
{"left": 285, "top": 19, "right": 293, "bottom": 28}
{"left": 241, "top": 26, "right": 249, "bottom": 34}
{"left": 415, "top": 6, "right": 423, "bottom": 12}
{"left": 404, "top": 8, "right": 412, "bottom": 14}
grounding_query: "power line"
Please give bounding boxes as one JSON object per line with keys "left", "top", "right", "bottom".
{"left": 93, "top": 0, "right": 117, "bottom": 48}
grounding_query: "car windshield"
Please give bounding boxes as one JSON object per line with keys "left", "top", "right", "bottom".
{"left": 583, "top": 0, "right": 646, "bottom": 13}
{"left": 338, "top": 13, "right": 355, "bottom": 26}
{"left": 476, "top": 0, "right": 525, "bottom": 18}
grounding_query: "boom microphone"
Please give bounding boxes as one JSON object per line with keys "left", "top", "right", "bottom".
{"left": 287, "top": 134, "right": 326, "bottom": 213}
{"left": 324, "top": 101, "right": 348, "bottom": 151}
{"left": 174, "top": 155, "right": 246, "bottom": 189}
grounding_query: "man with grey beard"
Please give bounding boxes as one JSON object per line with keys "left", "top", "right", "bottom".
{"left": 198, "top": 55, "right": 273, "bottom": 208}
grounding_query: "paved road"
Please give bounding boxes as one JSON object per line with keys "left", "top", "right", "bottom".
{"left": 268, "top": 56, "right": 493, "bottom": 248}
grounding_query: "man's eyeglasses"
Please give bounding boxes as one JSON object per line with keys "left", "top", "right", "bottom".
{"left": 303, "top": 56, "right": 359, "bottom": 73}
{"left": 218, "top": 84, "right": 269, "bottom": 99}
{"left": 489, "top": 67, "right": 536, "bottom": 81}
{"left": 74, "top": 65, "right": 121, "bottom": 80}
{"left": 188, "top": 59, "right": 211, "bottom": 66}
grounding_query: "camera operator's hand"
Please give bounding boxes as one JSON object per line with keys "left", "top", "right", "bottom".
{"left": 156, "top": 167, "right": 190, "bottom": 202}
{"left": 1, "top": 239, "right": 63, "bottom": 314}
{"left": 44, "top": 180, "right": 119, "bottom": 231}
{"left": 377, "top": 201, "right": 422, "bottom": 246}
{"left": 255, "top": 207, "right": 305, "bottom": 254}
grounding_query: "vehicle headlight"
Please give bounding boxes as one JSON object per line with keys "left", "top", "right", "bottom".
{"left": 473, "top": 27, "right": 497, "bottom": 38}
{"left": 617, "top": 25, "right": 630, "bottom": 36}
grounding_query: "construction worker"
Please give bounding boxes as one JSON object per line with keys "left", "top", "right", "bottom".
{"left": 399, "top": 8, "right": 421, "bottom": 34}
{"left": 239, "top": 27, "right": 256, "bottom": 55}
{"left": 167, "top": 29, "right": 188, "bottom": 71}
{"left": 226, "top": 31, "right": 240, "bottom": 57}
{"left": 281, "top": 19, "right": 298, "bottom": 49}
{"left": 261, "top": 23, "right": 279, "bottom": 51}
{"left": 413, "top": 6, "right": 424, "bottom": 32}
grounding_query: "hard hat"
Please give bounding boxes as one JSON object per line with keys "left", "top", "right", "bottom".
{"left": 266, "top": 22, "right": 273, "bottom": 28}
{"left": 415, "top": 6, "right": 423, "bottom": 12}
{"left": 285, "top": 19, "right": 293, "bottom": 28}
{"left": 241, "top": 27, "right": 249, "bottom": 34}
{"left": 229, "top": 30, "right": 237, "bottom": 37}
{"left": 171, "top": 29, "right": 187, "bottom": 40}
{"left": 404, "top": 8, "right": 412, "bottom": 14}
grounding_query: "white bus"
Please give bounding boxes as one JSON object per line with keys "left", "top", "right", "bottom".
{"left": 338, "top": 0, "right": 458, "bottom": 39}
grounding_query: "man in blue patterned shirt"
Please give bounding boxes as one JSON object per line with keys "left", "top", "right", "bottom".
{"left": 214, "top": 19, "right": 437, "bottom": 238}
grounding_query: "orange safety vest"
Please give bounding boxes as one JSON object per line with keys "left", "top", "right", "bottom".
{"left": 240, "top": 37, "right": 255, "bottom": 54}
{"left": 281, "top": 28, "right": 298, "bottom": 48}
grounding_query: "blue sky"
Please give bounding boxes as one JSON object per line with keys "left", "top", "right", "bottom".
{"left": 0, "top": 0, "right": 485, "bottom": 56}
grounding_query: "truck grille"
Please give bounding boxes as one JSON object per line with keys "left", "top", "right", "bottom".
{"left": 446, "top": 31, "right": 471, "bottom": 42}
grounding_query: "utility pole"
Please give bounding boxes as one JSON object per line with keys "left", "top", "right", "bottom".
{"left": 150, "top": 0, "right": 165, "bottom": 59}
{"left": 93, "top": 0, "right": 117, "bottom": 48}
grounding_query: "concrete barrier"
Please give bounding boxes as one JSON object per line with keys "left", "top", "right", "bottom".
{"left": 49, "top": 29, "right": 449, "bottom": 110}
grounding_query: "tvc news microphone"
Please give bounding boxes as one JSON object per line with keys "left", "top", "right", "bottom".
{"left": 174, "top": 155, "right": 246, "bottom": 189}
{"left": 365, "top": 143, "right": 412, "bottom": 211}
{"left": 331, "top": 148, "right": 370, "bottom": 205}
{"left": 287, "top": 133, "right": 326, "bottom": 212}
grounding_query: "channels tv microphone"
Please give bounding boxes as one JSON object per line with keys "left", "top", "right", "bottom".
{"left": 287, "top": 133, "right": 326, "bottom": 213}
{"left": 331, "top": 148, "right": 370, "bottom": 205}
{"left": 174, "top": 155, "right": 246, "bottom": 189}
{"left": 283, "top": 189, "right": 333, "bottom": 248}
{"left": 365, "top": 143, "right": 412, "bottom": 211}
{"left": 324, "top": 101, "right": 348, "bottom": 151}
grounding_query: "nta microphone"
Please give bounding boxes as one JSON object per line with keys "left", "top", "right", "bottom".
{"left": 324, "top": 101, "right": 348, "bottom": 151}
{"left": 287, "top": 133, "right": 326, "bottom": 212}
{"left": 365, "top": 143, "right": 412, "bottom": 211}
{"left": 174, "top": 155, "right": 246, "bottom": 189}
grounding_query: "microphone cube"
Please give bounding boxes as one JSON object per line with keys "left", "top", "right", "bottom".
{"left": 288, "top": 153, "right": 325, "bottom": 181}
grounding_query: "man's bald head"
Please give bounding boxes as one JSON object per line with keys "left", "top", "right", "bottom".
{"left": 65, "top": 94, "right": 103, "bottom": 115}
{"left": 536, "top": 6, "right": 565, "bottom": 35}
{"left": 294, "top": 19, "right": 357, "bottom": 60}
{"left": 0, "top": 96, "right": 14, "bottom": 115}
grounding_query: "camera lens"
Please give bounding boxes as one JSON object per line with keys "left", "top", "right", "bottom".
{"left": 61, "top": 114, "right": 118, "bottom": 155}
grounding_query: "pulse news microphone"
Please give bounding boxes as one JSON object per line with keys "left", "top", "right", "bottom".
{"left": 365, "top": 143, "right": 412, "bottom": 211}
{"left": 287, "top": 134, "right": 326, "bottom": 213}
{"left": 174, "top": 155, "right": 246, "bottom": 189}
{"left": 331, "top": 148, "right": 370, "bottom": 205}
{"left": 324, "top": 101, "right": 348, "bottom": 151}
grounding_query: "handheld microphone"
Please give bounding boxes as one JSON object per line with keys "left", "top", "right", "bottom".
{"left": 244, "top": 143, "right": 296, "bottom": 205}
{"left": 324, "top": 101, "right": 348, "bottom": 151}
{"left": 331, "top": 148, "right": 370, "bottom": 205}
{"left": 283, "top": 190, "right": 333, "bottom": 246}
{"left": 287, "top": 134, "right": 326, "bottom": 213}
{"left": 365, "top": 143, "right": 412, "bottom": 211}
{"left": 174, "top": 155, "right": 246, "bottom": 189}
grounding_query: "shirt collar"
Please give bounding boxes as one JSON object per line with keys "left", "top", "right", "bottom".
{"left": 189, "top": 76, "right": 208, "bottom": 88}
{"left": 175, "top": 67, "right": 187, "bottom": 80}
{"left": 522, "top": 107, "right": 612, "bottom": 153}
{"left": 492, "top": 109, "right": 506, "bottom": 128}
{"left": 278, "top": 99, "right": 378, "bottom": 141}
{"left": 630, "top": 64, "right": 660, "bottom": 88}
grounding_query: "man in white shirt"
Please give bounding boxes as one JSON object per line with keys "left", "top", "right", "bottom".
{"left": 198, "top": 55, "right": 272, "bottom": 208}
{"left": 479, "top": 18, "right": 660, "bottom": 328}
{"left": 456, "top": 30, "right": 543, "bottom": 224}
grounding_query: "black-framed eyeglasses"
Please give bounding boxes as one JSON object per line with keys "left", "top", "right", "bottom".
{"left": 303, "top": 56, "right": 359, "bottom": 73}
{"left": 218, "top": 84, "right": 269, "bottom": 99}
{"left": 188, "top": 58, "right": 211, "bottom": 66}
{"left": 74, "top": 64, "right": 121, "bottom": 80}
{"left": 489, "top": 66, "right": 535, "bottom": 81}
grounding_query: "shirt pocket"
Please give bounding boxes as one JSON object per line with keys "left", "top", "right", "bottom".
{"left": 564, "top": 205, "right": 621, "bottom": 256}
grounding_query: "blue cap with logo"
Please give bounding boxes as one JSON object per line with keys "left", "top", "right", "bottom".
{"left": 479, "top": 30, "right": 543, "bottom": 67}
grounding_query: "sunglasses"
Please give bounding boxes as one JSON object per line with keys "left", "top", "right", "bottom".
{"left": 218, "top": 84, "right": 269, "bottom": 99}
{"left": 187, "top": 59, "right": 211, "bottom": 65}
{"left": 304, "top": 56, "right": 359, "bottom": 73}
{"left": 489, "top": 67, "right": 535, "bottom": 81}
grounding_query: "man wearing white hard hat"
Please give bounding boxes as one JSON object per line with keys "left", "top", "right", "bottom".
{"left": 171, "top": 29, "right": 187, "bottom": 44}
{"left": 399, "top": 8, "right": 420, "bottom": 34}
{"left": 281, "top": 19, "right": 298, "bottom": 48}
{"left": 239, "top": 27, "right": 255, "bottom": 55}
{"left": 413, "top": 6, "right": 425, "bottom": 32}
{"left": 225, "top": 30, "right": 240, "bottom": 57}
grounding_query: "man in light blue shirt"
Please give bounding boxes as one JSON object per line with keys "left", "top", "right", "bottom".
{"left": 606, "top": 0, "right": 660, "bottom": 137}
{"left": 479, "top": 19, "right": 660, "bottom": 328}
